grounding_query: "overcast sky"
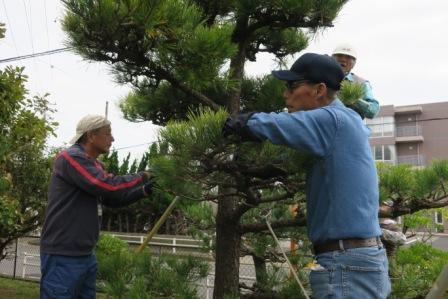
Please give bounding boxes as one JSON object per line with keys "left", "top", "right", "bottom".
{"left": 0, "top": 0, "right": 447, "bottom": 159}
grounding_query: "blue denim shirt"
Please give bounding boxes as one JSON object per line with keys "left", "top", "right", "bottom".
{"left": 346, "top": 73, "right": 379, "bottom": 119}
{"left": 247, "top": 99, "right": 382, "bottom": 244}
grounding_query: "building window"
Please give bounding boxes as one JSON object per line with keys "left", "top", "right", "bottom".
{"left": 435, "top": 211, "right": 443, "bottom": 225}
{"left": 366, "top": 116, "right": 395, "bottom": 137}
{"left": 372, "top": 145, "right": 396, "bottom": 163}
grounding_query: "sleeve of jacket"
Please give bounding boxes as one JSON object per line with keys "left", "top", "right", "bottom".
{"left": 360, "top": 81, "right": 380, "bottom": 119}
{"left": 60, "top": 150, "right": 147, "bottom": 205}
{"left": 246, "top": 108, "right": 339, "bottom": 157}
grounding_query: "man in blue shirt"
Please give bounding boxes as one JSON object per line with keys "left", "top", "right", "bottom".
{"left": 332, "top": 44, "right": 379, "bottom": 119}
{"left": 224, "top": 53, "right": 390, "bottom": 298}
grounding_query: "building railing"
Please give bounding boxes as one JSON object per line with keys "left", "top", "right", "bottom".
{"left": 397, "top": 155, "right": 425, "bottom": 167}
{"left": 396, "top": 125, "right": 422, "bottom": 137}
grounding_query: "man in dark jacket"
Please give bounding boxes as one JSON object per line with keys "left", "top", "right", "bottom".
{"left": 40, "top": 114, "right": 154, "bottom": 299}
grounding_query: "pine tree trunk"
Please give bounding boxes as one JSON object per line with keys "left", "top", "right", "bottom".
{"left": 213, "top": 198, "right": 241, "bottom": 298}
{"left": 253, "top": 254, "right": 268, "bottom": 286}
{"left": 118, "top": 213, "right": 122, "bottom": 232}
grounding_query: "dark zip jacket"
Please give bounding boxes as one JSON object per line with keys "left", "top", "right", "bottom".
{"left": 40, "top": 144, "right": 147, "bottom": 256}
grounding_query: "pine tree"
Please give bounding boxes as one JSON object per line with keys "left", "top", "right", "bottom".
{"left": 61, "top": 1, "right": 448, "bottom": 297}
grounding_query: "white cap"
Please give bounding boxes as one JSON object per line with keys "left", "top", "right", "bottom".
{"left": 332, "top": 44, "right": 357, "bottom": 59}
{"left": 70, "top": 114, "right": 111, "bottom": 144}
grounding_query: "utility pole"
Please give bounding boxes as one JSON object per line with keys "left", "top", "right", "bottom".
{"left": 105, "top": 101, "right": 109, "bottom": 119}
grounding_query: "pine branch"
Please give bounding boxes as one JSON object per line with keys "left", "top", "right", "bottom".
{"left": 246, "top": 13, "right": 333, "bottom": 37}
{"left": 240, "top": 217, "right": 306, "bottom": 234}
{"left": 257, "top": 192, "right": 294, "bottom": 205}
{"left": 379, "top": 195, "right": 448, "bottom": 218}
{"left": 153, "top": 66, "right": 221, "bottom": 111}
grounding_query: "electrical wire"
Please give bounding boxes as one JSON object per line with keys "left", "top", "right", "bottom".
{"left": 113, "top": 141, "right": 157, "bottom": 151}
{"left": 43, "top": 0, "right": 53, "bottom": 84}
{"left": 1, "top": 0, "right": 19, "bottom": 56}
{"left": 22, "top": 0, "right": 34, "bottom": 55}
{"left": 0, "top": 48, "right": 71, "bottom": 64}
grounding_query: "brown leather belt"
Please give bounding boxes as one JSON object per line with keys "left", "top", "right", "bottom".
{"left": 313, "top": 237, "right": 382, "bottom": 255}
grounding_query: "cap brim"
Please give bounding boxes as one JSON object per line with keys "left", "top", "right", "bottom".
{"left": 69, "top": 134, "right": 82, "bottom": 144}
{"left": 271, "top": 70, "right": 305, "bottom": 81}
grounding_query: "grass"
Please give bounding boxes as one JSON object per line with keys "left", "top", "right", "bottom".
{"left": 0, "top": 276, "right": 107, "bottom": 299}
{"left": 0, "top": 276, "right": 39, "bottom": 299}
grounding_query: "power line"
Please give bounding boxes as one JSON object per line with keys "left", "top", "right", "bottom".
{"left": 0, "top": 48, "right": 71, "bottom": 64}
{"left": 22, "top": 0, "right": 34, "bottom": 55}
{"left": 113, "top": 141, "right": 157, "bottom": 151}
{"left": 1, "top": 0, "right": 19, "bottom": 55}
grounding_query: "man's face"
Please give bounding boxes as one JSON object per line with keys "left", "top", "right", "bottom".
{"left": 89, "top": 125, "right": 114, "bottom": 154}
{"left": 332, "top": 54, "right": 356, "bottom": 75}
{"left": 283, "top": 81, "right": 325, "bottom": 112}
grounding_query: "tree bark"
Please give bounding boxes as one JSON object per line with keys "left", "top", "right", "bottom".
{"left": 253, "top": 254, "right": 268, "bottom": 287}
{"left": 213, "top": 198, "right": 241, "bottom": 298}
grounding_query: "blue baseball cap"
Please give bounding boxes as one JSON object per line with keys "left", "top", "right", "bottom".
{"left": 271, "top": 53, "right": 345, "bottom": 90}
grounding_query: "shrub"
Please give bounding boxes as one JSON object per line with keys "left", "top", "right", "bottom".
{"left": 390, "top": 242, "right": 448, "bottom": 298}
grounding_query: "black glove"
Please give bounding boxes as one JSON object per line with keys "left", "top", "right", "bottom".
{"left": 222, "top": 112, "right": 261, "bottom": 142}
{"left": 143, "top": 178, "right": 156, "bottom": 196}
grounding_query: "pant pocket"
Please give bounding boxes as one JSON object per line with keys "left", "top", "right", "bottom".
{"left": 310, "top": 268, "right": 332, "bottom": 299}
{"left": 343, "top": 265, "right": 389, "bottom": 299}
{"left": 41, "top": 279, "right": 72, "bottom": 299}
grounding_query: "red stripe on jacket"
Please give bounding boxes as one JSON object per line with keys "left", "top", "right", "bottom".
{"left": 61, "top": 151, "right": 143, "bottom": 191}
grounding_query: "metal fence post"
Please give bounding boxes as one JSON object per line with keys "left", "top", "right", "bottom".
{"left": 12, "top": 238, "right": 18, "bottom": 278}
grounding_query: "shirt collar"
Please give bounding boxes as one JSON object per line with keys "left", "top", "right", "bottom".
{"left": 330, "top": 98, "right": 344, "bottom": 108}
{"left": 345, "top": 72, "right": 354, "bottom": 81}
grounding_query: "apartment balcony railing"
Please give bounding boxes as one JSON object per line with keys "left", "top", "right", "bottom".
{"left": 397, "top": 155, "right": 425, "bottom": 167}
{"left": 396, "top": 125, "right": 422, "bottom": 137}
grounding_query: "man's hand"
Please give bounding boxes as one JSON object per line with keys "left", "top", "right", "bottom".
{"left": 223, "top": 112, "right": 261, "bottom": 142}
{"left": 142, "top": 171, "right": 155, "bottom": 181}
{"left": 142, "top": 178, "right": 156, "bottom": 196}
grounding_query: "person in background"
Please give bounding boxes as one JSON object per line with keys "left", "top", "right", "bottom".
{"left": 40, "top": 114, "right": 155, "bottom": 299}
{"left": 332, "top": 44, "right": 380, "bottom": 119}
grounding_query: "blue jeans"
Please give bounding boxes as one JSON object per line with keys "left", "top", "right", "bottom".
{"left": 40, "top": 253, "right": 97, "bottom": 299}
{"left": 310, "top": 247, "right": 391, "bottom": 299}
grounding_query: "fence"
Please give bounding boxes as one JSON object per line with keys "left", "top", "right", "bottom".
{"left": 0, "top": 236, "right": 41, "bottom": 280}
{"left": 0, "top": 234, "right": 293, "bottom": 298}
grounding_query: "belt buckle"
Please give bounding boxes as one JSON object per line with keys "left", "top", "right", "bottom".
{"left": 338, "top": 239, "right": 345, "bottom": 251}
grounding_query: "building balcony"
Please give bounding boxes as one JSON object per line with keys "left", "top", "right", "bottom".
{"left": 394, "top": 105, "right": 423, "bottom": 115}
{"left": 395, "top": 125, "right": 424, "bottom": 143}
{"left": 397, "top": 155, "right": 425, "bottom": 167}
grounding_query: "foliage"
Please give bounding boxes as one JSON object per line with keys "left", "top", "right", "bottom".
{"left": 338, "top": 81, "right": 365, "bottom": 106}
{"left": 0, "top": 23, "right": 5, "bottom": 39}
{"left": 403, "top": 208, "right": 445, "bottom": 235}
{"left": 377, "top": 161, "right": 448, "bottom": 218}
{"left": 0, "top": 65, "right": 57, "bottom": 260}
{"left": 95, "top": 234, "right": 209, "bottom": 298}
{"left": 389, "top": 242, "right": 448, "bottom": 299}
{"left": 56, "top": 1, "right": 448, "bottom": 297}
{"left": 99, "top": 149, "right": 196, "bottom": 234}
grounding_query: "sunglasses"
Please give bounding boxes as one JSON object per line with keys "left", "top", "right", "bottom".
{"left": 285, "top": 80, "right": 310, "bottom": 91}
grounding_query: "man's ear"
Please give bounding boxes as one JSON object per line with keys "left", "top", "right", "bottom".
{"left": 316, "top": 83, "right": 327, "bottom": 98}
{"left": 85, "top": 131, "right": 94, "bottom": 143}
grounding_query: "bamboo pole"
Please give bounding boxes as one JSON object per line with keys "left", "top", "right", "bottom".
{"left": 426, "top": 265, "right": 448, "bottom": 299}
{"left": 136, "top": 196, "right": 179, "bottom": 253}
